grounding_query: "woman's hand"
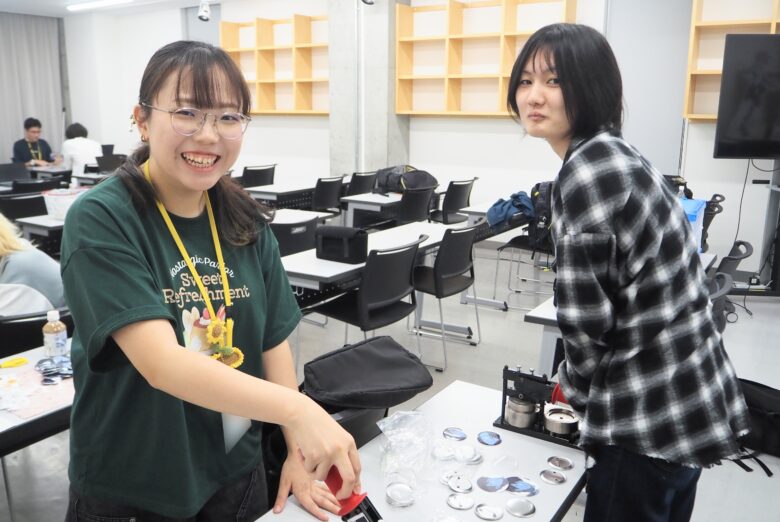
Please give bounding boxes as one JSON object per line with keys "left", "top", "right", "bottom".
{"left": 288, "top": 398, "right": 362, "bottom": 499}
{"left": 273, "top": 453, "right": 340, "bottom": 521}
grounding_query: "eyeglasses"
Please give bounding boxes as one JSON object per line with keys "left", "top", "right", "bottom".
{"left": 141, "top": 103, "right": 251, "bottom": 141}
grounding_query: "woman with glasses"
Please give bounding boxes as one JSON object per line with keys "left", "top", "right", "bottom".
{"left": 61, "top": 41, "right": 360, "bottom": 521}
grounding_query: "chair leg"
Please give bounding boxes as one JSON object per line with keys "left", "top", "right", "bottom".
{"left": 492, "top": 248, "right": 501, "bottom": 300}
{"left": 437, "top": 299, "right": 448, "bottom": 371}
{"left": 1, "top": 457, "right": 14, "bottom": 522}
{"left": 471, "top": 283, "right": 482, "bottom": 346}
{"left": 344, "top": 323, "right": 349, "bottom": 346}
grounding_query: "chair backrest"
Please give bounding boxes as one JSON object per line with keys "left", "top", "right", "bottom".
{"left": 0, "top": 307, "right": 75, "bottom": 358}
{"left": 269, "top": 217, "right": 318, "bottom": 257}
{"left": 96, "top": 154, "right": 126, "bottom": 173}
{"left": 714, "top": 240, "right": 753, "bottom": 277}
{"left": 346, "top": 171, "right": 377, "bottom": 196}
{"left": 432, "top": 223, "right": 479, "bottom": 297}
{"left": 441, "top": 178, "right": 476, "bottom": 213}
{"left": 0, "top": 162, "right": 31, "bottom": 183}
{"left": 707, "top": 272, "right": 733, "bottom": 334}
{"left": 101, "top": 144, "right": 115, "bottom": 156}
{"left": 0, "top": 194, "right": 48, "bottom": 220}
{"left": 398, "top": 186, "right": 435, "bottom": 225}
{"left": 242, "top": 164, "right": 276, "bottom": 187}
{"left": 312, "top": 177, "right": 344, "bottom": 211}
{"left": 11, "top": 177, "right": 62, "bottom": 194}
{"left": 357, "top": 235, "right": 427, "bottom": 327}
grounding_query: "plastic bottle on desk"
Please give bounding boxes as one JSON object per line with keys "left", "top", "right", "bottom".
{"left": 43, "top": 310, "right": 68, "bottom": 357}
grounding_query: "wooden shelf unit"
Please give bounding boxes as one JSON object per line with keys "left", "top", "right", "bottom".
{"left": 220, "top": 14, "right": 329, "bottom": 115}
{"left": 683, "top": 0, "right": 780, "bottom": 121}
{"left": 396, "top": 0, "right": 576, "bottom": 116}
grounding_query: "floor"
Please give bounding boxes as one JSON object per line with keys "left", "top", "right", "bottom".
{"left": 2, "top": 244, "right": 778, "bottom": 521}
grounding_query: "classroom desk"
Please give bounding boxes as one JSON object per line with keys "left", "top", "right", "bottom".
{"left": 27, "top": 165, "right": 71, "bottom": 179}
{"left": 71, "top": 172, "right": 109, "bottom": 187}
{"left": 14, "top": 215, "right": 64, "bottom": 239}
{"left": 0, "top": 186, "right": 11, "bottom": 195}
{"left": 283, "top": 221, "right": 458, "bottom": 291}
{"left": 255, "top": 380, "right": 586, "bottom": 522}
{"left": 340, "top": 192, "right": 402, "bottom": 227}
{"left": 272, "top": 208, "right": 332, "bottom": 224}
{"left": 248, "top": 178, "right": 347, "bottom": 209}
{"left": 0, "top": 347, "right": 73, "bottom": 459}
{"left": 524, "top": 252, "right": 718, "bottom": 376}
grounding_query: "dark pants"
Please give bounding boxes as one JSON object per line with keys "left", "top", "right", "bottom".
{"left": 65, "top": 462, "right": 269, "bottom": 522}
{"left": 585, "top": 445, "right": 702, "bottom": 522}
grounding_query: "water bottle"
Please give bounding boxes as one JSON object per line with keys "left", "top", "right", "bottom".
{"left": 43, "top": 310, "right": 68, "bottom": 357}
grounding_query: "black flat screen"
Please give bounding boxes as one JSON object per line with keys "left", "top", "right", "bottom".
{"left": 714, "top": 34, "right": 780, "bottom": 159}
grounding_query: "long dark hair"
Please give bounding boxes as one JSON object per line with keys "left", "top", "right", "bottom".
{"left": 507, "top": 23, "right": 623, "bottom": 139}
{"left": 118, "top": 40, "right": 271, "bottom": 246}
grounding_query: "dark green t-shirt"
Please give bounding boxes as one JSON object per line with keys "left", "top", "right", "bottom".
{"left": 60, "top": 176, "right": 301, "bottom": 517}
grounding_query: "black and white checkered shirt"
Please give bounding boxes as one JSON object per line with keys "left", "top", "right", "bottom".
{"left": 552, "top": 129, "right": 750, "bottom": 467}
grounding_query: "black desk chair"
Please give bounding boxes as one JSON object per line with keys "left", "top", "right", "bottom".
{"left": 0, "top": 307, "right": 75, "bottom": 358}
{"left": 345, "top": 171, "right": 377, "bottom": 197}
{"left": 708, "top": 272, "right": 733, "bottom": 334}
{"left": 701, "top": 194, "right": 724, "bottom": 253}
{"left": 491, "top": 232, "right": 554, "bottom": 304}
{"left": 11, "top": 178, "right": 61, "bottom": 194}
{"left": 429, "top": 178, "right": 476, "bottom": 224}
{"left": 0, "top": 194, "right": 48, "bottom": 220}
{"left": 710, "top": 240, "right": 753, "bottom": 279}
{"left": 0, "top": 163, "right": 31, "bottom": 183}
{"left": 269, "top": 217, "right": 318, "bottom": 257}
{"left": 311, "top": 177, "right": 344, "bottom": 217}
{"left": 370, "top": 186, "right": 437, "bottom": 231}
{"left": 304, "top": 235, "right": 427, "bottom": 349}
{"left": 95, "top": 154, "right": 126, "bottom": 173}
{"left": 412, "top": 223, "right": 481, "bottom": 371}
{"left": 101, "top": 144, "right": 114, "bottom": 156}
{"left": 240, "top": 164, "right": 276, "bottom": 188}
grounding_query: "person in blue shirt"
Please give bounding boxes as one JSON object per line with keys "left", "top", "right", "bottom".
{"left": 12, "top": 117, "right": 60, "bottom": 166}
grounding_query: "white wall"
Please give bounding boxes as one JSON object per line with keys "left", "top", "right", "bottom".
{"left": 64, "top": 8, "right": 184, "bottom": 155}
{"left": 408, "top": 0, "right": 606, "bottom": 206}
{"left": 220, "top": 0, "right": 331, "bottom": 184}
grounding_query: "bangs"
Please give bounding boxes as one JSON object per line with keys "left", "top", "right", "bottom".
{"left": 174, "top": 62, "right": 251, "bottom": 115}
{"left": 525, "top": 45, "right": 556, "bottom": 74}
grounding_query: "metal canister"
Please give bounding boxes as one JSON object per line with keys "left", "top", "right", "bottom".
{"left": 505, "top": 397, "right": 539, "bottom": 428}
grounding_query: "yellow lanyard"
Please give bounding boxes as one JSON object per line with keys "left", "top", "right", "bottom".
{"left": 142, "top": 161, "right": 234, "bottom": 348}
{"left": 28, "top": 142, "right": 42, "bottom": 161}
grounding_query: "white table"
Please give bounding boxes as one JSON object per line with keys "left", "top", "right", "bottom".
{"left": 256, "top": 380, "right": 586, "bottom": 521}
{"left": 71, "top": 172, "right": 109, "bottom": 187}
{"left": 340, "top": 192, "right": 402, "bottom": 227}
{"left": 14, "top": 215, "right": 64, "bottom": 239}
{"left": 27, "top": 165, "right": 71, "bottom": 178}
{"left": 282, "top": 221, "right": 459, "bottom": 290}
{"left": 524, "top": 252, "right": 719, "bottom": 376}
{"left": 272, "top": 208, "right": 332, "bottom": 225}
{"left": 0, "top": 346, "right": 73, "bottom": 458}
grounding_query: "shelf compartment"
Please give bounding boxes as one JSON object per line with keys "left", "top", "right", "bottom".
{"left": 695, "top": 25, "right": 771, "bottom": 70}
{"left": 690, "top": 74, "right": 723, "bottom": 116}
{"left": 398, "top": 78, "right": 446, "bottom": 113}
{"left": 447, "top": 37, "right": 501, "bottom": 76}
{"left": 699, "top": 0, "right": 776, "bottom": 25}
{"left": 448, "top": 77, "right": 503, "bottom": 113}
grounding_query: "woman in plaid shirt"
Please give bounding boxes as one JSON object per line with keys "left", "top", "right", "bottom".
{"left": 507, "top": 23, "right": 750, "bottom": 522}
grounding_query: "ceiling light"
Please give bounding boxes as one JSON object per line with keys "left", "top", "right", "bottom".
{"left": 67, "top": 0, "right": 133, "bottom": 12}
{"left": 197, "top": 1, "right": 210, "bottom": 22}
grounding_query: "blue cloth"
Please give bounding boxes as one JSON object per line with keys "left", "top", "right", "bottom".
{"left": 486, "top": 191, "right": 534, "bottom": 226}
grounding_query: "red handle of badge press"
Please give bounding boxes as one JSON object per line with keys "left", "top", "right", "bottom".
{"left": 325, "top": 466, "right": 366, "bottom": 517}
{"left": 551, "top": 383, "right": 569, "bottom": 405}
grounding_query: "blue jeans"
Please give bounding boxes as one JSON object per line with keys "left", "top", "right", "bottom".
{"left": 65, "top": 462, "right": 269, "bottom": 522}
{"left": 585, "top": 445, "right": 702, "bottom": 522}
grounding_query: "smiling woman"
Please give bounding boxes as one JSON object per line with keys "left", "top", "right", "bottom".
{"left": 60, "top": 40, "right": 362, "bottom": 522}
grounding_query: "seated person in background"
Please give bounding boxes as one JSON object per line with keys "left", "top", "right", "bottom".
{"left": 61, "top": 123, "right": 102, "bottom": 177}
{"left": 0, "top": 213, "right": 65, "bottom": 316}
{"left": 12, "top": 117, "right": 61, "bottom": 167}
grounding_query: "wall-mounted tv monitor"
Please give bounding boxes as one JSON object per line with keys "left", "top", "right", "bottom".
{"left": 713, "top": 34, "right": 780, "bottom": 159}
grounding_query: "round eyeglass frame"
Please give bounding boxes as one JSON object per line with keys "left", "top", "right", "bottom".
{"left": 140, "top": 102, "right": 251, "bottom": 141}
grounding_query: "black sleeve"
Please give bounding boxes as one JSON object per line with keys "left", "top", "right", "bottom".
{"left": 12, "top": 140, "right": 29, "bottom": 163}
{"left": 41, "top": 140, "right": 54, "bottom": 162}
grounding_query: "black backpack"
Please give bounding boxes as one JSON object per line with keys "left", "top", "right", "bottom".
{"left": 375, "top": 165, "right": 438, "bottom": 194}
{"left": 528, "top": 181, "right": 554, "bottom": 253}
{"left": 739, "top": 378, "right": 780, "bottom": 458}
